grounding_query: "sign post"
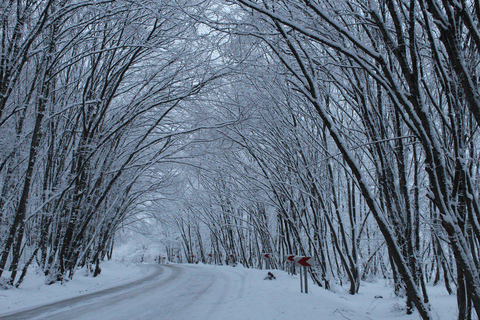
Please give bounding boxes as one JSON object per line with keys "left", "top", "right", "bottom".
{"left": 285, "top": 254, "right": 295, "bottom": 275}
{"left": 294, "top": 256, "right": 314, "bottom": 294}
{"left": 262, "top": 253, "right": 272, "bottom": 269}
{"left": 304, "top": 264, "right": 308, "bottom": 293}
{"left": 299, "top": 265, "right": 304, "bottom": 292}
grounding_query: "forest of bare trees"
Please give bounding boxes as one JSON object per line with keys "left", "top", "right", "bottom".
{"left": 2, "top": 0, "right": 480, "bottom": 319}
{"left": 0, "top": 0, "right": 226, "bottom": 287}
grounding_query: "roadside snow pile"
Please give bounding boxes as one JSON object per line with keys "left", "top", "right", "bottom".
{"left": 205, "top": 264, "right": 456, "bottom": 320}
{"left": 0, "top": 260, "right": 151, "bottom": 315}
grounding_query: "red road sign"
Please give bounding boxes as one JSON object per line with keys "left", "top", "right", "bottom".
{"left": 294, "top": 256, "right": 314, "bottom": 267}
{"left": 286, "top": 255, "right": 295, "bottom": 262}
{"left": 229, "top": 254, "right": 234, "bottom": 258}
{"left": 263, "top": 253, "right": 271, "bottom": 259}
{"left": 208, "top": 253, "right": 213, "bottom": 257}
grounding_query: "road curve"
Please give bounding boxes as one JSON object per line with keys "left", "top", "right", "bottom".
{"left": 1, "top": 264, "right": 238, "bottom": 320}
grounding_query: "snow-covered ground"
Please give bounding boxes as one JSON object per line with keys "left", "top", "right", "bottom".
{"left": 198, "top": 264, "right": 456, "bottom": 320}
{"left": 0, "top": 261, "right": 152, "bottom": 315}
{"left": 0, "top": 262, "right": 456, "bottom": 319}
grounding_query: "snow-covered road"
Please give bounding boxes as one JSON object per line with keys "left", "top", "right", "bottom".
{"left": 1, "top": 264, "right": 243, "bottom": 320}
{"left": 1, "top": 263, "right": 456, "bottom": 319}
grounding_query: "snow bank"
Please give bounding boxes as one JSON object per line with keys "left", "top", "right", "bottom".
{"left": 0, "top": 260, "right": 152, "bottom": 315}
{"left": 192, "top": 264, "right": 456, "bottom": 320}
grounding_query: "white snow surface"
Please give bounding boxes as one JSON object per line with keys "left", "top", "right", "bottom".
{"left": 0, "top": 262, "right": 456, "bottom": 319}
{"left": 0, "top": 261, "right": 151, "bottom": 315}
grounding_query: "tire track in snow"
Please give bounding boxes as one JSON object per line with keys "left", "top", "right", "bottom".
{"left": 1, "top": 264, "right": 251, "bottom": 320}
{"left": 0, "top": 264, "right": 176, "bottom": 320}
{"left": 220, "top": 266, "right": 246, "bottom": 301}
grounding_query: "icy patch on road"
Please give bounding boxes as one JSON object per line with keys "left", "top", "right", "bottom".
{"left": 0, "top": 260, "right": 151, "bottom": 315}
